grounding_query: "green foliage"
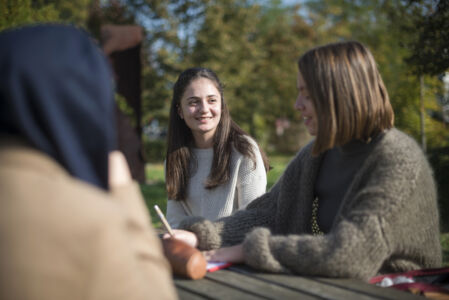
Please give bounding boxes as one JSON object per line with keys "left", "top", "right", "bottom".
{"left": 428, "top": 147, "right": 449, "bottom": 233}
{"left": 124, "top": 0, "right": 317, "bottom": 149}
{"left": 266, "top": 154, "right": 292, "bottom": 189}
{"left": 120, "top": 0, "right": 449, "bottom": 153}
{"left": 140, "top": 183, "right": 164, "bottom": 228}
{"left": 394, "top": 0, "right": 449, "bottom": 76}
{"left": 87, "top": 0, "right": 136, "bottom": 39}
{"left": 5, "top": 0, "right": 448, "bottom": 153}
{"left": 0, "top": 0, "right": 94, "bottom": 32}
{"left": 380, "top": 0, "right": 449, "bottom": 147}
{"left": 303, "top": 0, "right": 449, "bottom": 150}
{"left": 190, "top": 1, "right": 266, "bottom": 138}
{"left": 115, "top": 93, "right": 137, "bottom": 127}
{"left": 0, "top": 0, "right": 60, "bottom": 31}
{"left": 143, "top": 137, "right": 167, "bottom": 163}
{"left": 442, "top": 233, "right": 449, "bottom": 266}
{"left": 46, "top": 0, "right": 91, "bottom": 27}
{"left": 141, "top": 162, "right": 168, "bottom": 228}
{"left": 145, "top": 162, "right": 165, "bottom": 182}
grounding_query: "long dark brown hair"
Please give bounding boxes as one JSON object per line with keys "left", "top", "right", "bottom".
{"left": 166, "top": 67, "right": 269, "bottom": 201}
{"left": 298, "top": 41, "right": 394, "bottom": 155}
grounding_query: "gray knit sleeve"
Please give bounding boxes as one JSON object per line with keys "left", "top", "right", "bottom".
{"left": 179, "top": 183, "right": 280, "bottom": 250}
{"left": 243, "top": 215, "right": 390, "bottom": 280}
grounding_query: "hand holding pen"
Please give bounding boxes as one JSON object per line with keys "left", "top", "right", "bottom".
{"left": 153, "top": 205, "right": 198, "bottom": 248}
{"left": 154, "top": 205, "right": 206, "bottom": 279}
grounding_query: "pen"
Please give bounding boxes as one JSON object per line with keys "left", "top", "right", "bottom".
{"left": 154, "top": 205, "right": 174, "bottom": 236}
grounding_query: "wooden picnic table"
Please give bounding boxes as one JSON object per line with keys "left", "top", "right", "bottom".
{"left": 173, "top": 264, "right": 423, "bottom": 299}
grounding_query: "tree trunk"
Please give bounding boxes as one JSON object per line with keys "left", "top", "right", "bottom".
{"left": 420, "top": 75, "right": 426, "bottom": 153}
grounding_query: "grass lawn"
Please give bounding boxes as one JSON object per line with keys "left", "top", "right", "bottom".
{"left": 140, "top": 162, "right": 166, "bottom": 228}
{"left": 141, "top": 154, "right": 449, "bottom": 266}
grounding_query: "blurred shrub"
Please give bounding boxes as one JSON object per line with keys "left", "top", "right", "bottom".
{"left": 267, "top": 121, "right": 312, "bottom": 154}
{"left": 143, "top": 138, "right": 166, "bottom": 163}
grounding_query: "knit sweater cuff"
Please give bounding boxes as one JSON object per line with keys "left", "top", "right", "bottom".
{"left": 178, "top": 216, "right": 223, "bottom": 250}
{"left": 243, "top": 228, "right": 288, "bottom": 273}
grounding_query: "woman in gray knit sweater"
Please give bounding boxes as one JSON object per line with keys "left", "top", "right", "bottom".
{"left": 167, "top": 41, "right": 442, "bottom": 280}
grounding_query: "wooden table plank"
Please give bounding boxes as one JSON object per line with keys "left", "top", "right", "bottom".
{"left": 315, "top": 277, "right": 424, "bottom": 300}
{"left": 205, "top": 269, "right": 321, "bottom": 299}
{"left": 175, "top": 287, "right": 211, "bottom": 300}
{"left": 174, "top": 276, "right": 263, "bottom": 299}
{"left": 173, "top": 264, "right": 426, "bottom": 300}
{"left": 230, "top": 265, "right": 415, "bottom": 300}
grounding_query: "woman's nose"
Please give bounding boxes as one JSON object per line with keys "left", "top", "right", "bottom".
{"left": 198, "top": 100, "right": 208, "bottom": 112}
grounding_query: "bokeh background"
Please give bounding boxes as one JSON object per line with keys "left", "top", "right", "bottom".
{"left": 2, "top": 0, "right": 448, "bottom": 263}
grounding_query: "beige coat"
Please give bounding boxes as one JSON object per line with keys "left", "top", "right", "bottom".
{"left": 0, "top": 139, "right": 177, "bottom": 300}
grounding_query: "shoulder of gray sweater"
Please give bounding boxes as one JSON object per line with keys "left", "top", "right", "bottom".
{"left": 377, "top": 128, "right": 428, "bottom": 165}
{"left": 367, "top": 129, "right": 435, "bottom": 191}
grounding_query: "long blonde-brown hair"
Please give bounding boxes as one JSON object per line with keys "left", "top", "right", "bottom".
{"left": 165, "top": 67, "right": 269, "bottom": 201}
{"left": 298, "top": 41, "right": 394, "bottom": 155}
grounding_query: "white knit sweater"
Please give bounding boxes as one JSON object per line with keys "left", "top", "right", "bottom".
{"left": 166, "top": 138, "right": 267, "bottom": 228}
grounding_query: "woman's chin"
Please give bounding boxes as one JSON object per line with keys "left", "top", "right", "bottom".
{"left": 306, "top": 126, "right": 317, "bottom": 136}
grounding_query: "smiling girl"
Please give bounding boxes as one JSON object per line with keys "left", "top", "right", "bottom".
{"left": 165, "top": 68, "right": 269, "bottom": 228}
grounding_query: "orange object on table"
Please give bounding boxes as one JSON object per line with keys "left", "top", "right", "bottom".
{"left": 161, "top": 237, "right": 207, "bottom": 280}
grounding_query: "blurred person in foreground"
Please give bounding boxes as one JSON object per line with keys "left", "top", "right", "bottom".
{"left": 0, "top": 24, "right": 176, "bottom": 299}
{"left": 166, "top": 41, "right": 442, "bottom": 281}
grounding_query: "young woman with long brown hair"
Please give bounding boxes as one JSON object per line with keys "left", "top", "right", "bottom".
{"left": 165, "top": 67, "right": 269, "bottom": 228}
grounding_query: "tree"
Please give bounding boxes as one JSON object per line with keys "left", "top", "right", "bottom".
{"left": 253, "top": 1, "right": 316, "bottom": 150}
{"left": 302, "top": 0, "right": 449, "bottom": 149}
{"left": 403, "top": 0, "right": 449, "bottom": 76}
{"left": 0, "top": 0, "right": 60, "bottom": 31}
{"left": 121, "top": 0, "right": 209, "bottom": 128}
{"left": 125, "top": 0, "right": 315, "bottom": 148}
{"left": 382, "top": 0, "right": 449, "bottom": 150}
{"left": 189, "top": 1, "right": 265, "bottom": 136}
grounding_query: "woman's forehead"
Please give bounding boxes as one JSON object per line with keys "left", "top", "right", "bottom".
{"left": 183, "top": 78, "right": 220, "bottom": 98}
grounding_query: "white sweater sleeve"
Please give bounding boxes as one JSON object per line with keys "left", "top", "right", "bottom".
{"left": 236, "top": 142, "right": 267, "bottom": 209}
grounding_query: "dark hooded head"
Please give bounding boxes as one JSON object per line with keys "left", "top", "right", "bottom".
{"left": 0, "top": 24, "right": 116, "bottom": 190}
